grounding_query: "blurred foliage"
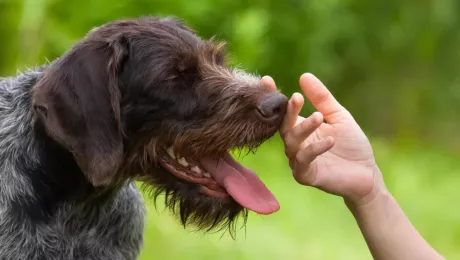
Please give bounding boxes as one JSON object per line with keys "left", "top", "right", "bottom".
{"left": 137, "top": 137, "right": 460, "bottom": 260}
{"left": 1, "top": 0, "right": 460, "bottom": 259}
{"left": 1, "top": 0, "right": 460, "bottom": 149}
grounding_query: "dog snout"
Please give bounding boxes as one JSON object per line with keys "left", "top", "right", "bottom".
{"left": 255, "top": 92, "right": 288, "bottom": 125}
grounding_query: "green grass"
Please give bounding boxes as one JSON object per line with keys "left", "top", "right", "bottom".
{"left": 138, "top": 136, "right": 460, "bottom": 260}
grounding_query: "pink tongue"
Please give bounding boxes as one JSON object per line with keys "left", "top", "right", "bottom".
{"left": 200, "top": 153, "right": 280, "bottom": 215}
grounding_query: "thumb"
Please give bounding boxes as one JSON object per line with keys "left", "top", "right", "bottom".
{"left": 299, "top": 73, "right": 353, "bottom": 124}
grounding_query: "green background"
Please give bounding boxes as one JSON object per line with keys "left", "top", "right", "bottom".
{"left": 1, "top": 0, "right": 460, "bottom": 259}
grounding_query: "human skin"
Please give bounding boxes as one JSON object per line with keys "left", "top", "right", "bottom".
{"left": 262, "top": 73, "right": 444, "bottom": 260}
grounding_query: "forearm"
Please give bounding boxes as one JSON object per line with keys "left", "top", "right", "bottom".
{"left": 346, "top": 188, "right": 444, "bottom": 260}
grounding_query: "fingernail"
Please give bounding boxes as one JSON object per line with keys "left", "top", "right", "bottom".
{"left": 311, "top": 111, "right": 323, "bottom": 122}
{"left": 312, "top": 111, "right": 321, "bottom": 117}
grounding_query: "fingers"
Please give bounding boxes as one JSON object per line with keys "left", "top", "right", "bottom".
{"left": 293, "top": 137, "right": 335, "bottom": 184}
{"left": 296, "top": 137, "right": 335, "bottom": 167}
{"left": 261, "top": 75, "right": 277, "bottom": 90}
{"left": 279, "top": 93, "right": 304, "bottom": 137}
{"left": 261, "top": 75, "right": 306, "bottom": 137}
{"left": 299, "top": 73, "right": 352, "bottom": 123}
{"left": 283, "top": 111, "right": 323, "bottom": 158}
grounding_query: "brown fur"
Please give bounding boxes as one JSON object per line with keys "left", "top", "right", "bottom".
{"left": 30, "top": 16, "right": 287, "bottom": 236}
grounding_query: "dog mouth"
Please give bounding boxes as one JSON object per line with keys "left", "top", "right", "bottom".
{"left": 158, "top": 146, "right": 280, "bottom": 215}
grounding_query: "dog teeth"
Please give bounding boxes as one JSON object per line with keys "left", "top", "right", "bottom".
{"left": 178, "top": 157, "right": 189, "bottom": 167}
{"left": 167, "top": 146, "right": 175, "bottom": 159}
{"left": 203, "top": 172, "right": 211, "bottom": 178}
{"left": 191, "top": 166, "right": 202, "bottom": 174}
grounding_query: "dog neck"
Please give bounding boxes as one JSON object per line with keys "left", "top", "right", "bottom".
{"left": 0, "top": 67, "right": 120, "bottom": 224}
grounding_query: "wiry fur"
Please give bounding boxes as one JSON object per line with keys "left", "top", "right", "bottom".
{"left": 0, "top": 16, "right": 287, "bottom": 259}
{"left": 0, "top": 69, "right": 145, "bottom": 260}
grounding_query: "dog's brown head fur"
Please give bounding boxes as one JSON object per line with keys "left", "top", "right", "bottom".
{"left": 31, "top": 17, "right": 288, "bottom": 235}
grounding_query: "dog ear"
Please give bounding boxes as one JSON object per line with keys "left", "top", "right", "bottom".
{"left": 31, "top": 36, "right": 128, "bottom": 187}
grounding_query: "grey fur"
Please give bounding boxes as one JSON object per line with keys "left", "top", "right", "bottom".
{"left": 0, "top": 67, "right": 146, "bottom": 260}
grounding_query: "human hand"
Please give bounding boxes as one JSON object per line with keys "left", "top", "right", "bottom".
{"left": 263, "top": 73, "right": 386, "bottom": 206}
{"left": 262, "top": 73, "right": 444, "bottom": 260}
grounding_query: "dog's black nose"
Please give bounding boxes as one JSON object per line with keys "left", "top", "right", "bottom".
{"left": 256, "top": 92, "right": 288, "bottom": 125}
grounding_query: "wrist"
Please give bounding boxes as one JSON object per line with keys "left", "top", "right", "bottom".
{"left": 344, "top": 188, "right": 392, "bottom": 217}
{"left": 344, "top": 181, "right": 445, "bottom": 260}
{"left": 344, "top": 166, "right": 389, "bottom": 211}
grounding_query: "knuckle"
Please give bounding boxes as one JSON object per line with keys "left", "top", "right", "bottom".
{"left": 295, "top": 145, "right": 319, "bottom": 166}
{"left": 279, "top": 126, "right": 289, "bottom": 139}
{"left": 293, "top": 171, "right": 312, "bottom": 186}
{"left": 295, "top": 151, "right": 308, "bottom": 165}
{"left": 309, "top": 143, "right": 320, "bottom": 155}
{"left": 293, "top": 172, "right": 306, "bottom": 185}
{"left": 297, "top": 124, "right": 309, "bottom": 137}
{"left": 299, "top": 119, "right": 313, "bottom": 134}
{"left": 287, "top": 126, "right": 308, "bottom": 145}
{"left": 283, "top": 133, "right": 296, "bottom": 150}
{"left": 294, "top": 175, "right": 305, "bottom": 185}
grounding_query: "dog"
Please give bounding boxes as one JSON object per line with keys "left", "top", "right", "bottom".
{"left": 0, "top": 16, "right": 288, "bottom": 260}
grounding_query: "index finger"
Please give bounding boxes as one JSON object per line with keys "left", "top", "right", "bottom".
{"left": 299, "top": 73, "right": 353, "bottom": 123}
{"left": 261, "top": 76, "right": 304, "bottom": 137}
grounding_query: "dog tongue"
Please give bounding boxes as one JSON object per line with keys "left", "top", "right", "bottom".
{"left": 200, "top": 153, "right": 279, "bottom": 215}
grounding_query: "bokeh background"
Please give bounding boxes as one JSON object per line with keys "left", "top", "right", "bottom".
{"left": 1, "top": 0, "right": 460, "bottom": 259}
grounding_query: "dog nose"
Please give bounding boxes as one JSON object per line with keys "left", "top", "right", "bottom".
{"left": 256, "top": 92, "right": 288, "bottom": 125}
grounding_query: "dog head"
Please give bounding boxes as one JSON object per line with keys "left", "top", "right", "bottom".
{"left": 32, "top": 17, "right": 288, "bottom": 234}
